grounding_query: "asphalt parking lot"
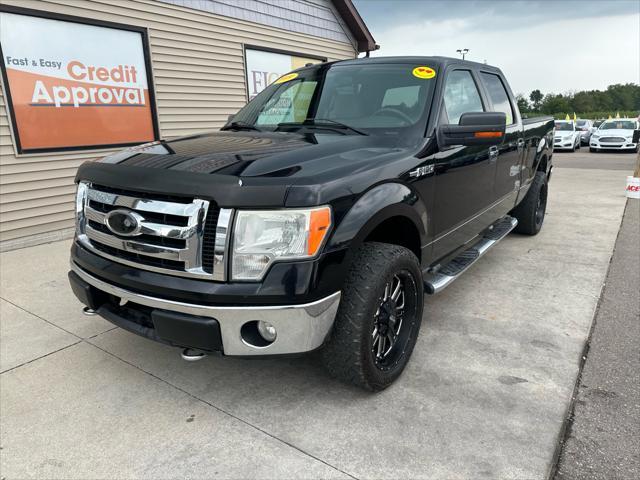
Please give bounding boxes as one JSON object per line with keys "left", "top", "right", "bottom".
{"left": 0, "top": 150, "right": 633, "bottom": 479}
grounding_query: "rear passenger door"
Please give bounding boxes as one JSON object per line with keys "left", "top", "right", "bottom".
{"left": 432, "top": 69, "right": 495, "bottom": 261}
{"left": 478, "top": 71, "right": 523, "bottom": 215}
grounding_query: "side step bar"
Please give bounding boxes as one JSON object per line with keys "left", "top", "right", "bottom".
{"left": 423, "top": 216, "right": 518, "bottom": 294}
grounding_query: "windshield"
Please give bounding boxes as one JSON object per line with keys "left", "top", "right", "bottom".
{"left": 229, "top": 63, "right": 438, "bottom": 135}
{"left": 600, "top": 120, "right": 636, "bottom": 130}
{"left": 555, "top": 122, "right": 574, "bottom": 131}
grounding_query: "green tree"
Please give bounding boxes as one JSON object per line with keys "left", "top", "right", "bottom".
{"left": 516, "top": 93, "right": 530, "bottom": 113}
{"left": 541, "top": 94, "right": 571, "bottom": 115}
{"left": 570, "top": 91, "right": 596, "bottom": 113}
{"left": 529, "top": 89, "right": 543, "bottom": 111}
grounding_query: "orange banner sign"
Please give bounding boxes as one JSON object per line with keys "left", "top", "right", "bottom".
{"left": 0, "top": 11, "right": 157, "bottom": 152}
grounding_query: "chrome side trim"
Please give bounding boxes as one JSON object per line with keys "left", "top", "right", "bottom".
{"left": 71, "top": 262, "right": 341, "bottom": 356}
{"left": 212, "top": 208, "right": 233, "bottom": 282}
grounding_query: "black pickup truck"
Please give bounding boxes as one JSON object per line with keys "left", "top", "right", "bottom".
{"left": 69, "top": 57, "right": 554, "bottom": 391}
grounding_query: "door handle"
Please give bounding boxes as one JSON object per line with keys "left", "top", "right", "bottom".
{"left": 488, "top": 146, "right": 499, "bottom": 163}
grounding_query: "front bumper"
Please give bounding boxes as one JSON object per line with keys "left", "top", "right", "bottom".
{"left": 590, "top": 140, "right": 637, "bottom": 150}
{"left": 553, "top": 138, "right": 575, "bottom": 150}
{"left": 69, "top": 261, "right": 341, "bottom": 356}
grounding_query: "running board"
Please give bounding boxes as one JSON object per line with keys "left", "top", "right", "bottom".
{"left": 423, "top": 216, "right": 518, "bottom": 294}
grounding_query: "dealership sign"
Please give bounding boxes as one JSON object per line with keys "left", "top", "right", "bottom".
{"left": 244, "top": 48, "right": 324, "bottom": 100}
{"left": 0, "top": 11, "right": 157, "bottom": 153}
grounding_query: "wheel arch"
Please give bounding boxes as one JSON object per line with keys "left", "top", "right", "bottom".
{"left": 326, "top": 182, "right": 428, "bottom": 264}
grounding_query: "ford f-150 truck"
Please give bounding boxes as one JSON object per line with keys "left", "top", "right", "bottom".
{"left": 69, "top": 57, "right": 554, "bottom": 391}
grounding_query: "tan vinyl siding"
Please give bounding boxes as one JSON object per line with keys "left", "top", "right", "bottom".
{"left": 0, "top": 0, "right": 357, "bottom": 245}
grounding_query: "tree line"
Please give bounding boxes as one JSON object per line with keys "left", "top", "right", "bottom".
{"left": 516, "top": 83, "right": 639, "bottom": 119}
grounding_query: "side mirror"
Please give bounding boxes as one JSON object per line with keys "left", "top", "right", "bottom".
{"left": 437, "top": 112, "right": 507, "bottom": 147}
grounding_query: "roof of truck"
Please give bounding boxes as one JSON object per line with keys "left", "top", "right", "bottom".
{"left": 327, "top": 56, "right": 503, "bottom": 72}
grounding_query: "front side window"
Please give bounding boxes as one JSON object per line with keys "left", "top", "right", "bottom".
{"left": 442, "top": 70, "right": 484, "bottom": 125}
{"left": 480, "top": 72, "right": 514, "bottom": 124}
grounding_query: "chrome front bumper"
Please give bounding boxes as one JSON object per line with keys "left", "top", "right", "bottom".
{"left": 71, "top": 262, "right": 341, "bottom": 356}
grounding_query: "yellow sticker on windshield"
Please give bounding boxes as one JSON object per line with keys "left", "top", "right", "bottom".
{"left": 412, "top": 66, "right": 436, "bottom": 79}
{"left": 274, "top": 72, "right": 299, "bottom": 84}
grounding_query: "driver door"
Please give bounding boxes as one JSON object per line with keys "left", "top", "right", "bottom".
{"left": 431, "top": 68, "right": 496, "bottom": 261}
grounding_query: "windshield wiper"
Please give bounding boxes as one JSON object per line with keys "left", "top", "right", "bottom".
{"left": 221, "top": 121, "right": 262, "bottom": 132}
{"left": 276, "top": 118, "right": 368, "bottom": 136}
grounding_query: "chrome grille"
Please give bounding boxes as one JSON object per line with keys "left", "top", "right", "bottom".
{"left": 76, "top": 182, "right": 225, "bottom": 280}
{"left": 599, "top": 137, "right": 625, "bottom": 143}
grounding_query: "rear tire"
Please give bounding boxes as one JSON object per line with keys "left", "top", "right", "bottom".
{"left": 511, "top": 171, "right": 548, "bottom": 235}
{"left": 322, "top": 242, "right": 424, "bottom": 391}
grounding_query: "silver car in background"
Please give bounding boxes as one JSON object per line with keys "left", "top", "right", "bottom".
{"left": 575, "top": 119, "right": 594, "bottom": 145}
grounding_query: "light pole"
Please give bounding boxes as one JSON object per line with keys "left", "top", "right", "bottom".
{"left": 456, "top": 48, "right": 469, "bottom": 60}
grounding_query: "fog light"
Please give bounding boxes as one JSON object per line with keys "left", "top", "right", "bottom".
{"left": 257, "top": 320, "right": 277, "bottom": 342}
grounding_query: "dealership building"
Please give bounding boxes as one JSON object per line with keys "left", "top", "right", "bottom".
{"left": 0, "top": 0, "right": 376, "bottom": 250}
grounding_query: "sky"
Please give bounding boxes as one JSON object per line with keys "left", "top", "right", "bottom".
{"left": 352, "top": 0, "right": 640, "bottom": 96}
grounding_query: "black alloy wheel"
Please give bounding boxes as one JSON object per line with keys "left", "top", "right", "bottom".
{"left": 371, "top": 272, "right": 419, "bottom": 372}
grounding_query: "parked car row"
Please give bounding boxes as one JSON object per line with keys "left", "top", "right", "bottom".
{"left": 553, "top": 118, "right": 639, "bottom": 153}
{"left": 590, "top": 118, "right": 639, "bottom": 152}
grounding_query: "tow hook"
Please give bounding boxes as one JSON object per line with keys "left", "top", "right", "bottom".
{"left": 181, "top": 348, "right": 207, "bottom": 362}
{"left": 82, "top": 307, "right": 98, "bottom": 316}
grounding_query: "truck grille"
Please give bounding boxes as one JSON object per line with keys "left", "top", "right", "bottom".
{"left": 599, "top": 137, "right": 625, "bottom": 143}
{"left": 76, "top": 183, "right": 224, "bottom": 280}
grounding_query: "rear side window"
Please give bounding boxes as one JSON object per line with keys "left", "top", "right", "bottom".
{"left": 480, "top": 72, "right": 514, "bottom": 124}
{"left": 442, "top": 70, "right": 484, "bottom": 124}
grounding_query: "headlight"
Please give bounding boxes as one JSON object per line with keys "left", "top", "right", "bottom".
{"left": 231, "top": 206, "right": 332, "bottom": 280}
{"left": 592, "top": 134, "right": 599, "bottom": 139}
{"left": 75, "top": 181, "right": 89, "bottom": 235}
{"left": 626, "top": 136, "right": 633, "bottom": 141}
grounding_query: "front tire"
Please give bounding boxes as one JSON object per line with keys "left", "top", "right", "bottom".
{"left": 322, "top": 242, "right": 424, "bottom": 391}
{"left": 511, "top": 171, "right": 548, "bottom": 235}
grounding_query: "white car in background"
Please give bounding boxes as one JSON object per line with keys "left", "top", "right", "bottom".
{"left": 553, "top": 121, "right": 581, "bottom": 151}
{"left": 590, "top": 118, "right": 640, "bottom": 153}
{"left": 575, "top": 119, "right": 595, "bottom": 145}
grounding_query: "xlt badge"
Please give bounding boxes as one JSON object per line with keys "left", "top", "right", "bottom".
{"left": 409, "top": 165, "right": 434, "bottom": 178}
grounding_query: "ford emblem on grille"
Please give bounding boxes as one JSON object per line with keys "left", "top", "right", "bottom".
{"left": 105, "top": 209, "right": 144, "bottom": 236}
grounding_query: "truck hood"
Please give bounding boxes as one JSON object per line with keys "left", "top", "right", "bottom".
{"left": 77, "top": 130, "right": 425, "bottom": 208}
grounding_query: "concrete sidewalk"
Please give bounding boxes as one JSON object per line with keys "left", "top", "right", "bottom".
{"left": 0, "top": 167, "right": 630, "bottom": 479}
{"left": 555, "top": 199, "right": 640, "bottom": 480}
